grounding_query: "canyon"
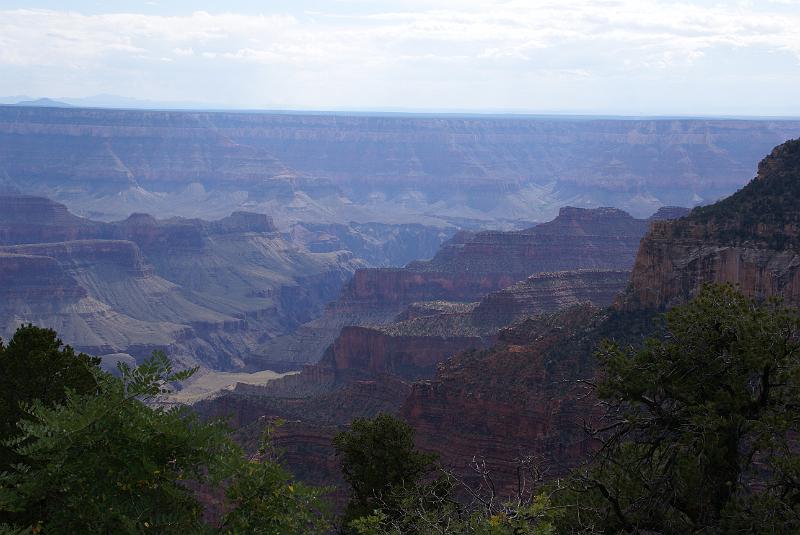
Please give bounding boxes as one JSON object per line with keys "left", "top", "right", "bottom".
{"left": 400, "top": 137, "right": 800, "bottom": 491}
{"left": 3, "top": 104, "right": 800, "bottom": 505}
{"left": 197, "top": 138, "right": 800, "bottom": 499}
{"left": 194, "top": 206, "right": 672, "bottom": 490}
{"left": 2, "top": 107, "right": 800, "bottom": 225}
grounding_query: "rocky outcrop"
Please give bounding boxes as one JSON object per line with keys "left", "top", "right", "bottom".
{"left": 319, "top": 326, "right": 488, "bottom": 382}
{"left": 0, "top": 252, "right": 85, "bottom": 302}
{"left": 0, "top": 195, "right": 100, "bottom": 244}
{"left": 626, "top": 138, "right": 800, "bottom": 309}
{"left": 261, "top": 206, "right": 651, "bottom": 365}
{"left": 402, "top": 306, "right": 661, "bottom": 492}
{"left": 472, "top": 270, "right": 631, "bottom": 327}
{"left": 416, "top": 207, "right": 648, "bottom": 275}
{"left": 0, "top": 240, "right": 154, "bottom": 277}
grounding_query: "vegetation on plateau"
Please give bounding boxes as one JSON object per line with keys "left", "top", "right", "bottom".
{"left": 559, "top": 284, "right": 800, "bottom": 532}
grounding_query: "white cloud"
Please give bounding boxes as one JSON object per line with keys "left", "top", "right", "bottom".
{"left": 0, "top": 2, "right": 798, "bottom": 112}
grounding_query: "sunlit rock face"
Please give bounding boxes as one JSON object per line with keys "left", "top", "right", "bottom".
{"left": 1, "top": 106, "right": 798, "bottom": 223}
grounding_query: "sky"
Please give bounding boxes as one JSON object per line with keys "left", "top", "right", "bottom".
{"left": 0, "top": 0, "right": 799, "bottom": 115}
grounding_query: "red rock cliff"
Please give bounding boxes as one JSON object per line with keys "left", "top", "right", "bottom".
{"left": 626, "top": 138, "right": 800, "bottom": 309}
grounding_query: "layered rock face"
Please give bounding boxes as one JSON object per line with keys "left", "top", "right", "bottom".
{"left": 402, "top": 307, "right": 659, "bottom": 490}
{"left": 0, "top": 252, "right": 86, "bottom": 302}
{"left": 196, "top": 256, "right": 637, "bottom": 492}
{"left": 0, "top": 196, "right": 361, "bottom": 369}
{"left": 471, "top": 269, "right": 632, "bottom": 327}
{"left": 0, "top": 195, "right": 100, "bottom": 244}
{"left": 201, "top": 139, "right": 800, "bottom": 500}
{"left": 260, "top": 206, "right": 651, "bottom": 365}
{"left": 320, "top": 326, "right": 486, "bottom": 382}
{"left": 0, "top": 240, "right": 190, "bottom": 358}
{"left": 626, "top": 138, "right": 800, "bottom": 309}
{"left": 2, "top": 107, "right": 798, "bottom": 223}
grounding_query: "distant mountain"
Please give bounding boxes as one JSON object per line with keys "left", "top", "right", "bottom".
{"left": 10, "top": 98, "right": 73, "bottom": 108}
{"left": 59, "top": 94, "right": 218, "bottom": 110}
{"left": 0, "top": 94, "right": 219, "bottom": 110}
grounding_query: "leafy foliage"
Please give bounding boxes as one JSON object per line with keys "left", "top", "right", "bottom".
{"left": 0, "top": 324, "right": 101, "bottom": 471}
{"left": 0, "top": 343, "right": 331, "bottom": 534}
{"left": 334, "top": 413, "right": 437, "bottom": 531}
{"left": 351, "top": 494, "right": 559, "bottom": 535}
{"left": 349, "top": 464, "right": 561, "bottom": 535}
{"left": 337, "top": 414, "right": 562, "bottom": 534}
{"left": 220, "top": 422, "right": 331, "bottom": 534}
{"left": 0, "top": 352, "right": 230, "bottom": 533}
{"left": 559, "top": 284, "right": 800, "bottom": 532}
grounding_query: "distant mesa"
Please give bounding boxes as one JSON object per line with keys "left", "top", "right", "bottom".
{"left": 1, "top": 107, "right": 799, "bottom": 223}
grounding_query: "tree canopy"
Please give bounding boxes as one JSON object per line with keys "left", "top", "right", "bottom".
{"left": 0, "top": 344, "right": 330, "bottom": 534}
{"left": 334, "top": 413, "right": 437, "bottom": 531}
{"left": 559, "top": 284, "right": 800, "bottom": 533}
{"left": 0, "top": 325, "right": 101, "bottom": 471}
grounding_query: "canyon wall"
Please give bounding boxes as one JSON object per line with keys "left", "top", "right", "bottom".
{"left": 405, "top": 138, "right": 800, "bottom": 492}
{"left": 258, "top": 206, "right": 659, "bottom": 366}
{"left": 195, "top": 139, "right": 800, "bottom": 501}
{"left": 0, "top": 196, "right": 361, "bottom": 370}
{"left": 626, "top": 138, "right": 800, "bottom": 309}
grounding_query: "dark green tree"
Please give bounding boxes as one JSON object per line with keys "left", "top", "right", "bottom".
{"left": 0, "top": 348, "right": 331, "bottom": 534}
{"left": 559, "top": 284, "right": 800, "bottom": 533}
{"left": 334, "top": 413, "right": 437, "bottom": 531}
{"left": 0, "top": 324, "right": 100, "bottom": 470}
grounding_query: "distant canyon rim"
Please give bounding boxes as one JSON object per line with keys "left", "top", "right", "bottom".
{"left": 2, "top": 106, "right": 800, "bottom": 227}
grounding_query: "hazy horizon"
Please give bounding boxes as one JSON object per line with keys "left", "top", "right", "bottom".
{"left": 3, "top": 94, "right": 800, "bottom": 120}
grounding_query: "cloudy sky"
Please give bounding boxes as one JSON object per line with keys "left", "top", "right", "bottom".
{"left": 0, "top": 0, "right": 798, "bottom": 115}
